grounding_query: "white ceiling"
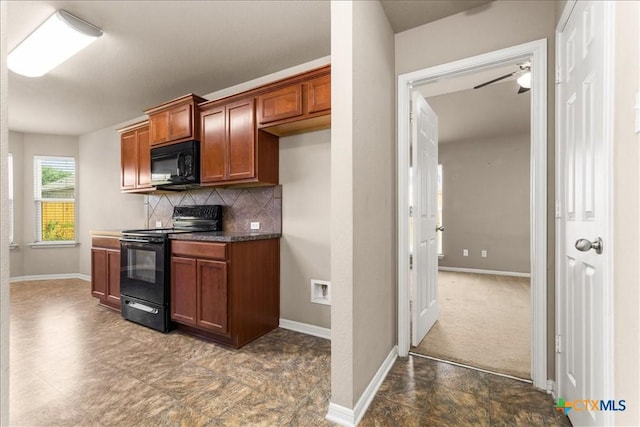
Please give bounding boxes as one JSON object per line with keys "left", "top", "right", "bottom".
{"left": 421, "top": 74, "right": 531, "bottom": 144}
{"left": 7, "top": 1, "right": 490, "bottom": 136}
{"left": 415, "top": 61, "right": 531, "bottom": 144}
{"left": 380, "top": 0, "right": 492, "bottom": 33}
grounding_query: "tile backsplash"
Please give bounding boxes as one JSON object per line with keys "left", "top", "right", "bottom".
{"left": 146, "top": 186, "right": 282, "bottom": 233}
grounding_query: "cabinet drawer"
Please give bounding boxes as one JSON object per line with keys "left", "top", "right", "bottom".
{"left": 171, "top": 241, "right": 227, "bottom": 260}
{"left": 257, "top": 84, "right": 303, "bottom": 125}
{"left": 92, "top": 237, "right": 121, "bottom": 250}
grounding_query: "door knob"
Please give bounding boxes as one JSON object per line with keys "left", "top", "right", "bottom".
{"left": 575, "top": 237, "right": 603, "bottom": 254}
{"left": 436, "top": 226, "right": 445, "bottom": 232}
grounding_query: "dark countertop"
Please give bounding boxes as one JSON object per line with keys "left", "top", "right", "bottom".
{"left": 169, "top": 231, "right": 281, "bottom": 242}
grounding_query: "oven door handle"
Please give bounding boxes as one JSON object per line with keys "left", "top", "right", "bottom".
{"left": 126, "top": 301, "right": 159, "bottom": 315}
{"left": 120, "top": 238, "right": 153, "bottom": 244}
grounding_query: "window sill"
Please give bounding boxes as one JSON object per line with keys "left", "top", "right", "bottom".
{"left": 9, "top": 244, "right": 19, "bottom": 250}
{"left": 28, "top": 241, "right": 79, "bottom": 249}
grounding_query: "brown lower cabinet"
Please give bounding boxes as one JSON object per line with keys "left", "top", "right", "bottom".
{"left": 91, "top": 237, "right": 121, "bottom": 310}
{"left": 170, "top": 238, "right": 279, "bottom": 348}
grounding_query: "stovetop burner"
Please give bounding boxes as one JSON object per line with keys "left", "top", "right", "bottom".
{"left": 122, "top": 205, "right": 223, "bottom": 238}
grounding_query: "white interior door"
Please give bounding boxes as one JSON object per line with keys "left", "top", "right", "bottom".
{"left": 411, "top": 92, "right": 439, "bottom": 346}
{"left": 557, "top": 2, "right": 612, "bottom": 426}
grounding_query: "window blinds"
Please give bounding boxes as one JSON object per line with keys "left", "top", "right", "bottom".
{"left": 34, "top": 156, "right": 76, "bottom": 242}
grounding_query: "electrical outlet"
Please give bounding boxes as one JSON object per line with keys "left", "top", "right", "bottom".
{"left": 463, "top": 249, "right": 469, "bottom": 257}
{"left": 155, "top": 221, "right": 162, "bottom": 228}
{"left": 250, "top": 222, "right": 260, "bottom": 230}
{"left": 481, "top": 250, "right": 487, "bottom": 258}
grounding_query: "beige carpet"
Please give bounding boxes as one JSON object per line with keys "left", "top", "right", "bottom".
{"left": 412, "top": 271, "right": 531, "bottom": 379}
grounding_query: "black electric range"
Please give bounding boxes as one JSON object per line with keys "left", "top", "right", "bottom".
{"left": 120, "top": 205, "right": 223, "bottom": 332}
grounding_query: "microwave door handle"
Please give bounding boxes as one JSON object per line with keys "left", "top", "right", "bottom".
{"left": 176, "top": 152, "right": 185, "bottom": 177}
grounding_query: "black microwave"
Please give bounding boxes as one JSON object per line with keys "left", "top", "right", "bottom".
{"left": 150, "top": 140, "right": 200, "bottom": 189}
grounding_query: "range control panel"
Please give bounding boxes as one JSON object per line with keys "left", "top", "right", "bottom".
{"left": 173, "top": 205, "right": 223, "bottom": 221}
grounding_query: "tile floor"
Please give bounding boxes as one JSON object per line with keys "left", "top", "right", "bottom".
{"left": 9, "top": 279, "right": 571, "bottom": 426}
{"left": 360, "top": 356, "right": 571, "bottom": 426}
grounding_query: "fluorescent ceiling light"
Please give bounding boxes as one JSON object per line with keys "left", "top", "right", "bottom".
{"left": 517, "top": 71, "right": 532, "bottom": 89}
{"left": 8, "top": 10, "right": 102, "bottom": 77}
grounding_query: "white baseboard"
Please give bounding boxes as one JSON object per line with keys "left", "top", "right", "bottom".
{"left": 438, "top": 266, "right": 531, "bottom": 278}
{"left": 279, "top": 318, "right": 331, "bottom": 340}
{"left": 10, "top": 273, "right": 91, "bottom": 283}
{"left": 326, "top": 345, "right": 398, "bottom": 426}
{"left": 326, "top": 403, "right": 355, "bottom": 427}
{"left": 547, "top": 379, "right": 556, "bottom": 398}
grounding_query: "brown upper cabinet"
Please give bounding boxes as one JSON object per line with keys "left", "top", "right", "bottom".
{"left": 145, "top": 94, "right": 207, "bottom": 147}
{"left": 257, "top": 84, "right": 303, "bottom": 124}
{"left": 118, "top": 120, "right": 153, "bottom": 192}
{"left": 199, "top": 97, "right": 278, "bottom": 186}
{"left": 256, "top": 66, "right": 331, "bottom": 137}
{"left": 307, "top": 74, "right": 331, "bottom": 114}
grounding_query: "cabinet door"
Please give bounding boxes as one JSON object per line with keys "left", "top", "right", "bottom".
{"left": 91, "top": 248, "right": 107, "bottom": 299}
{"left": 197, "top": 259, "right": 228, "bottom": 334}
{"left": 149, "top": 111, "right": 169, "bottom": 146}
{"left": 257, "top": 84, "right": 303, "bottom": 125}
{"left": 121, "top": 131, "right": 138, "bottom": 190}
{"left": 200, "top": 107, "right": 227, "bottom": 183}
{"left": 168, "top": 104, "right": 192, "bottom": 141}
{"left": 106, "top": 249, "right": 121, "bottom": 307}
{"left": 307, "top": 74, "right": 331, "bottom": 114}
{"left": 171, "top": 256, "right": 197, "bottom": 326}
{"left": 227, "top": 98, "right": 256, "bottom": 181}
{"left": 136, "top": 127, "right": 152, "bottom": 188}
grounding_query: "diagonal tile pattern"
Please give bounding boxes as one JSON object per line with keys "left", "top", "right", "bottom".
{"left": 10, "top": 279, "right": 327, "bottom": 426}
{"left": 10, "top": 279, "right": 571, "bottom": 426}
{"left": 147, "top": 186, "right": 282, "bottom": 233}
{"left": 360, "top": 356, "right": 572, "bottom": 427}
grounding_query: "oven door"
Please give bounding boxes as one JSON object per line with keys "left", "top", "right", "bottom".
{"left": 120, "top": 238, "right": 168, "bottom": 305}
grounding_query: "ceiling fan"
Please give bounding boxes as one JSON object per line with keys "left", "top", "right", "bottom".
{"left": 473, "top": 63, "right": 532, "bottom": 94}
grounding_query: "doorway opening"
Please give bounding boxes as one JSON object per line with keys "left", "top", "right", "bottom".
{"left": 410, "top": 62, "right": 533, "bottom": 380}
{"left": 397, "top": 39, "right": 548, "bottom": 390}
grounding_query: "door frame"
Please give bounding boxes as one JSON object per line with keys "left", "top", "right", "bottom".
{"left": 397, "top": 39, "right": 548, "bottom": 390}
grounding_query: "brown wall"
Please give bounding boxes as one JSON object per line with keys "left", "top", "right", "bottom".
{"left": 439, "top": 134, "right": 530, "bottom": 273}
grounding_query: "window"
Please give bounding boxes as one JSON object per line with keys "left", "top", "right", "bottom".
{"left": 437, "top": 163, "right": 443, "bottom": 256}
{"left": 8, "top": 153, "right": 14, "bottom": 244}
{"left": 34, "top": 156, "right": 76, "bottom": 242}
